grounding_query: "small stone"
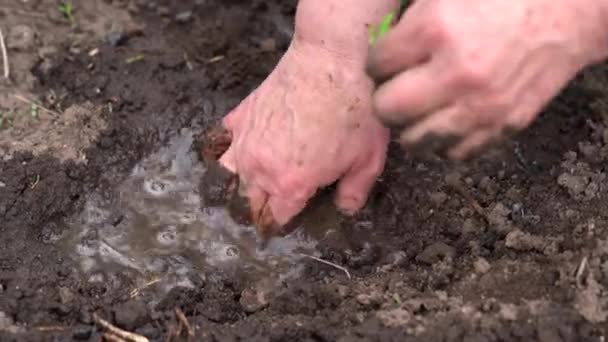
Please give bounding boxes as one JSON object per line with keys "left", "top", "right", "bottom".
{"left": 72, "top": 325, "right": 92, "bottom": 340}
{"left": 429, "top": 191, "right": 448, "bottom": 206}
{"left": 557, "top": 173, "right": 589, "bottom": 198}
{"left": 499, "top": 303, "right": 518, "bottom": 321}
{"left": 113, "top": 300, "right": 149, "bottom": 330}
{"left": 38, "top": 45, "right": 59, "bottom": 59}
{"left": 505, "top": 229, "right": 545, "bottom": 252}
{"left": 356, "top": 290, "right": 382, "bottom": 307}
{"left": 259, "top": 38, "right": 277, "bottom": 52}
{"left": 474, "top": 257, "right": 491, "bottom": 274}
{"left": 107, "top": 31, "right": 127, "bottom": 47}
{"left": 487, "top": 202, "right": 514, "bottom": 234}
{"left": 175, "top": 11, "right": 193, "bottom": 23}
{"left": 59, "top": 287, "right": 74, "bottom": 304}
{"left": 0, "top": 311, "right": 14, "bottom": 330}
{"left": 416, "top": 242, "right": 456, "bottom": 265}
{"left": 240, "top": 286, "right": 269, "bottom": 313}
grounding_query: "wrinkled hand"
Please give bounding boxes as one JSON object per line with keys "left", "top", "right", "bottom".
{"left": 368, "top": 0, "right": 608, "bottom": 159}
{"left": 218, "top": 40, "right": 389, "bottom": 238}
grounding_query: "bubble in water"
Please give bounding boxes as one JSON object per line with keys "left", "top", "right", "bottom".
{"left": 157, "top": 227, "right": 177, "bottom": 246}
{"left": 143, "top": 179, "right": 170, "bottom": 196}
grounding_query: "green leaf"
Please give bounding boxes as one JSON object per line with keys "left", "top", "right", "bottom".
{"left": 369, "top": 11, "right": 395, "bottom": 45}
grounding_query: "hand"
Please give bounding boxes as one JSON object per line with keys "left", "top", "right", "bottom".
{"left": 217, "top": 40, "right": 389, "bottom": 239}
{"left": 367, "top": 0, "right": 608, "bottom": 159}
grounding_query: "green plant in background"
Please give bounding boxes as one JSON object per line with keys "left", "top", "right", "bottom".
{"left": 59, "top": 3, "right": 75, "bottom": 24}
{"left": 369, "top": 0, "right": 410, "bottom": 45}
{"left": 0, "top": 111, "right": 14, "bottom": 130}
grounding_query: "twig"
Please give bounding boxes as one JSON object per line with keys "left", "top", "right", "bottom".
{"left": 35, "top": 326, "right": 67, "bottom": 332}
{"left": 175, "top": 308, "right": 194, "bottom": 337}
{"left": 93, "top": 314, "right": 149, "bottom": 342}
{"left": 300, "top": 253, "right": 351, "bottom": 280}
{"left": 13, "top": 94, "right": 61, "bottom": 117}
{"left": 129, "top": 278, "right": 161, "bottom": 298}
{"left": 0, "top": 27, "right": 8, "bottom": 79}
{"left": 576, "top": 255, "right": 588, "bottom": 289}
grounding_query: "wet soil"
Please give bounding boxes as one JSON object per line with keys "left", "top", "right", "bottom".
{"left": 2, "top": 1, "right": 608, "bottom": 341}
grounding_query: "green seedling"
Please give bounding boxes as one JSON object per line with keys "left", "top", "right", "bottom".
{"left": 59, "top": 3, "right": 75, "bottom": 24}
{"left": 368, "top": 0, "right": 410, "bottom": 45}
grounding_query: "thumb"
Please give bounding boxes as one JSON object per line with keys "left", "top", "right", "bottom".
{"left": 223, "top": 93, "right": 255, "bottom": 132}
{"left": 218, "top": 144, "right": 237, "bottom": 173}
{"left": 334, "top": 153, "right": 386, "bottom": 215}
{"left": 267, "top": 192, "right": 311, "bottom": 226}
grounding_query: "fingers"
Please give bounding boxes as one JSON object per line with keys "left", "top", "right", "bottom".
{"left": 366, "top": 1, "right": 436, "bottom": 82}
{"left": 446, "top": 129, "right": 496, "bottom": 160}
{"left": 372, "top": 62, "right": 451, "bottom": 127}
{"left": 267, "top": 194, "right": 309, "bottom": 226}
{"left": 334, "top": 149, "right": 387, "bottom": 216}
{"left": 399, "top": 105, "right": 470, "bottom": 146}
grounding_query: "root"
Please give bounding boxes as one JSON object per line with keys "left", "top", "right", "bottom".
{"left": 0, "top": 27, "right": 8, "bottom": 79}
{"left": 300, "top": 253, "right": 352, "bottom": 280}
{"left": 93, "top": 314, "right": 149, "bottom": 342}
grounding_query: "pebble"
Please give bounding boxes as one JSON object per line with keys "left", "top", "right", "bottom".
{"left": 259, "top": 38, "right": 277, "bottom": 52}
{"left": 473, "top": 257, "right": 491, "bottom": 274}
{"left": 175, "top": 11, "right": 193, "bottom": 23}
{"left": 429, "top": 191, "right": 448, "bottom": 206}
{"left": 59, "top": 287, "right": 75, "bottom": 304}
{"left": 557, "top": 173, "right": 589, "bottom": 198}
{"left": 240, "top": 285, "right": 270, "bottom": 313}
{"left": 113, "top": 300, "right": 149, "bottom": 330}
{"left": 356, "top": 290, "right": 382, "bottom": 307}
{"left": 416, "top": 242, "right": 456, "bottom": 265}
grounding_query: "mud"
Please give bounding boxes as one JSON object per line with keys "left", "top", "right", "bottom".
{"left": 1, "top": 0, "right": 608, "bottom": 341}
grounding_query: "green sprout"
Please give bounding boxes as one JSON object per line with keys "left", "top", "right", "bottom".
{"left": 58, "top": 3, "right": 75, "bottom": 24}
{"left": 368, "top": 0, "right": 410, "bottom": 45}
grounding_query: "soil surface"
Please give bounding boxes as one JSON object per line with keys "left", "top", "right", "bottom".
{"left": 2, "top": 1, "right": 608, "bottom": 341}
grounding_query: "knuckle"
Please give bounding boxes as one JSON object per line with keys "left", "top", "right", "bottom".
{"left": 275, "top": 173, "right": 309, "bottom": 201}
{"left": 453, "top": 61, "right": 489, "bottom": 88}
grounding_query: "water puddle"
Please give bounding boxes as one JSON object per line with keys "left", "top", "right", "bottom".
{"left": 60, "top": 128, "right": 342, "bottom": 296}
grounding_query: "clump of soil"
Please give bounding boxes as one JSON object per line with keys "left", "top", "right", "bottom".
{"left": 1, "top": 0, "right": 608, "bottom": 341}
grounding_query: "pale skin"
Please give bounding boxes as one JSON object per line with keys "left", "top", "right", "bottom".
{"left": 217, "top": 0, "right": 608, "bottom": 236}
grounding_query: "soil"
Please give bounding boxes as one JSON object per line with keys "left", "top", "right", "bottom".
{"left": 1, "top": 1, "right": 608, "bottom": 341}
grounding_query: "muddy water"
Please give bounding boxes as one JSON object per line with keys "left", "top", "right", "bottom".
{"left": 60, "top": 129, "right": 340, "bottom": 298}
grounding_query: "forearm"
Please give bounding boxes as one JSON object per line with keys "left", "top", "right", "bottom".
{"left": 293, "top": 0, "right": 400, "bottom": 62}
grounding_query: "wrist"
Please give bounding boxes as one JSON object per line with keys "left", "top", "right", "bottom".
{"left": 291, "top": 0, "right": 400, "bottom": 64}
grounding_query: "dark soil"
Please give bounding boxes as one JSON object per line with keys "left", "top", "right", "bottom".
{"left": 1, "top": 1, "right": 608, "bottom": 341}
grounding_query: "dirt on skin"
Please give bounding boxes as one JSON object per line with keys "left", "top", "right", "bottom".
{"left": 2, "top": 1, "right": 608, "bottom": 341}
